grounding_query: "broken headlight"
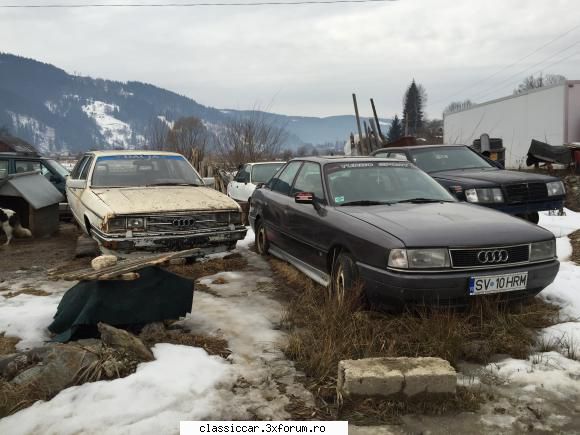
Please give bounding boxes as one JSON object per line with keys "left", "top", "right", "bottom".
{"left": 388, "top": 248, "right": 450, "bottom": 269}
{"left": 546, "top": 181, "right": 565, "bottom": 197}
{"left": 106, "top": 217, "right": 126, "bottom": 233}
{"left": 465, "top": 188, "right": 504, "bottom": 203}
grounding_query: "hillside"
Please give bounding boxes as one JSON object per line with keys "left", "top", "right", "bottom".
{"left": 0, "top": 53, "right": 389, "bottom": 154}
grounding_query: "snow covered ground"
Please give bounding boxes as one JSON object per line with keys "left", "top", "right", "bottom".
{"left": 0, "top": 229, "right": 312, "bottom": 435}
{"left": 82, "top": 100, "right": 145, "bottom": 149}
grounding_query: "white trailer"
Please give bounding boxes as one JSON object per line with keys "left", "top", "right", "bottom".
{"left": 443, "top": 81, "right": 580, "bottom": 168}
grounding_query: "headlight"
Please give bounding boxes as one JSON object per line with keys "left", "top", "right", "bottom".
{"left": 530, "top": 240, "right": 556, "bottom": 261}
{"left": 465, "top": 188, "right": 504, "bottom": 203}
{"left": 106, "top": 217, "right": 126, "bottom": 233}
{"left": 546, "top": 181, "right": 565, "bottom": 197}
{"left": 126, "top": 217, "right": 145, "bottom": 230}
{"left": 388, "top": 248, "right": 450, "bottom": 269}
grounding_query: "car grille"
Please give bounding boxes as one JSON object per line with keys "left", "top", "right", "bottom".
{"left": 146, "top": 212, "right": 233, "bottom": 233}
{"left": 450, "top": 244, "right": 530, "bottom": 269}
{"left": 504, "top": 183, "right": 548, "bottom": 203}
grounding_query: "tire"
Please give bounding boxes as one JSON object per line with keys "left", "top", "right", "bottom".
{"left": 330, "top": 252, "right": 359, "bottom": 303}
{"left": 255, "top": 219, "right": 269, "bottom": 256}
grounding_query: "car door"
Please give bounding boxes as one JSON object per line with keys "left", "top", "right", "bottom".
{"left": 0, "top": 159, "right": 8, "bottom": 180}
{"left": 67, "top": 155, "right": 93, "bottom": 225}
{"left": 264, "top": 161, "right": 302, "bottom": 252}
{"left": 285, "top": 162, "right": 327, "bottom": 269}
{"left": 228, "top": 165, "right": 250, "bottom": 202}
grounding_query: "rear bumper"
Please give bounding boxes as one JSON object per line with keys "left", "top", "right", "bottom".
{"left": 358, "top": 260, "right": 559, "bottom": 306}
{"left": 92, "top": 227, "right": 248, "bottom": 255}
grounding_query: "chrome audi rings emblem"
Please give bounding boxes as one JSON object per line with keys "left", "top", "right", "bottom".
{"left": 477, "top": 249, "right": 509, "bottom": 264}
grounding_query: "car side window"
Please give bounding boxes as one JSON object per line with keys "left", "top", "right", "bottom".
{"left": 291, "top": 162, "right": 324, "bottom": 200}
{"left": 70, "top": 156, "right": 89, "bottom": 179}
{"left": 15, "top": 160, "right": 41, "bottom": 173}
{"left": 235, "top": 165, "right": 250, "bottom": 183}
{"left": 79, "top": 157, "right": 94, "bottom": 180}
{"left": 271, "top": 161, "right": 302, "bottom": 196}
{"left": 266, "top": 165, "right": 285, "bottom": 189}
{"left": 0, "top": 160, "right": 8, "bottom": 179}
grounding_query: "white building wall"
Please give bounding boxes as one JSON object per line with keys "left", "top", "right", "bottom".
{"left": 443, "top": 84, "right": 568, "bottom": 168}
{"left": 566, "top": 81, "right": 580, "bottom": 144}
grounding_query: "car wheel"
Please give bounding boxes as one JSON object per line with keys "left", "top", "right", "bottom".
{"left": 331, "top": 252, "right": 359, "bottom": 304}
{"left": 255, "top": 220, "right": 269, "bottom": 255}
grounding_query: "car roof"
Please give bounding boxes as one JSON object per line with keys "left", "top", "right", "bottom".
{"left": 373, "top": 144, "right": 468, "bottom": 153}
{"left": 289, "top": 156, "right": 408, "bottom": 165}
{"left": 86, "top": 150, "right": 184, "bottom": 157}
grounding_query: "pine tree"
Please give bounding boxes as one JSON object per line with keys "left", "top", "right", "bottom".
{"left": 402, "top": 79, "right": 424, "bottom": 136}
{"left": 387, "top": 115, "right": 402, "bottom": 143}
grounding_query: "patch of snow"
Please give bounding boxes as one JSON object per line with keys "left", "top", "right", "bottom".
{"left": 0, "top": 277, "right": 72, "bottom": 350}
{"left": 119, "top": 88, "right": 134, "bottom": 97}
{"left": 8, "top": 111, "right": 56, "bottom": 153}
{"left": 485, "top": 352, "right": 580, "bottom": 399}
{"left": 44, "top": 100, "right": 57, "bottom": 113}
{"left": 157, "top": 115, "right": 174, "bottom": 129}
{"left": 0, "top": 344, "right": 231, "bottom": 435}
{"left": 539, "top": 208, "right": 580, "bottom": 238}
{"left": 220, "top": 110, "right": 230, "bottom": 114}
{"left": 82, "top": 100, "right": 132, "bottom": 149}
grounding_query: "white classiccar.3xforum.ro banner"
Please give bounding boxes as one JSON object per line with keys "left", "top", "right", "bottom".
{"left": 180, "top": 421, "right": 349, "bottom": 434}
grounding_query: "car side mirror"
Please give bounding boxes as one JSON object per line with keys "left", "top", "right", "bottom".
{"left": 67, "top": 179, "right": 87, "bottom": 189}
{"left": 295, "top": 192, "right": 314, "bottom": 204}
{"left": 256, "top": 182, "right": 265, "bottom": 189}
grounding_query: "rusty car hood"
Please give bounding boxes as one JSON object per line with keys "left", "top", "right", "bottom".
{"left": 92, "top": 186, "right": 240, "bottom": 215}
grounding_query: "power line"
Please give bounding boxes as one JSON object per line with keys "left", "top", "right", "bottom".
{"left": 0, "top": 0, "right": 399, "bottom": 7}
{"left": 430, "top": 22, "right": 580, "bottom": 106}
{"left": 470, "top": 39, "right": 580, "bottom": 101}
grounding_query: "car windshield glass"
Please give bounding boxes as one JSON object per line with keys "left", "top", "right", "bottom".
{"left": 91, "top": 155, "right": 203, "bottom": 187}
{"left": 46, "top": 159, "right": 70, "bottom": 178}
{"left": 325, "top": 161, "right": 455, "bottom": 206}
{"left": 409, "top": 147, "right": 493, "bottom": 172}
{"left": 251, "top": 163, "right": 285, "bottom": 183}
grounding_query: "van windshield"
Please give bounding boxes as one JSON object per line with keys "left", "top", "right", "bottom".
{"left": 91, "top": 155, "right": 203, "bottom": 187}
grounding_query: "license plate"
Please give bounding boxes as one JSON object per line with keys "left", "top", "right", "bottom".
{"left": 469, "top": 272, "right": 528, "bottom": 295}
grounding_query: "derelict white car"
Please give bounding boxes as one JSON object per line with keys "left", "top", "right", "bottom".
{"left": 66, "top": 150, "right": 247, "bottom": 255}
{"left": 227, "top": 161, "right": 285, "bottom": 203}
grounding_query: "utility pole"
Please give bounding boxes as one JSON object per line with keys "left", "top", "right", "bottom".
{"left": 370, "top": 98, "right": 384, "bottom": 144}
{"left": 352, "top": 93, "right": 364, "bottom": 155}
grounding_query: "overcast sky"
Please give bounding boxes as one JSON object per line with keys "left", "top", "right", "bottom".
{"left": 1, "top": 0, "right": 579, "bottom": 119}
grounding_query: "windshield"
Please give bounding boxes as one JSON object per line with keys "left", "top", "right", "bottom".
{"left": 409, "top": 147, "right": 493, "bottom": 173}
{"left": 46, "top": 159, "right": 70, "bottom": 178}
{"left": 91, "top": 154, "right": 203, "bottom": 187}
{"left": 325, "top": 161, "right": 455, "bottom": 206}
{"left": 251, "top": 163, "right": 285, "bottom": 183}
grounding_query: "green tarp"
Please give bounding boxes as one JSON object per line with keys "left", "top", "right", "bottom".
{"left": 48, "top": 266, "right": 194, "bottom": 342}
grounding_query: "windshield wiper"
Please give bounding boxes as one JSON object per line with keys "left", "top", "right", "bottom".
{"left": 396, "top": 198, "right": 452, "bottom": 204}
{"left": 339, "top": 200, "right": 392, "bottom": 206}
{"left": 146, "top": 182, "right": 203, "bottom": 187}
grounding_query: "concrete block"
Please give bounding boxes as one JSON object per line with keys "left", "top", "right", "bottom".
{"left": 337, "top": 357, "right": 456, "bottom": 399}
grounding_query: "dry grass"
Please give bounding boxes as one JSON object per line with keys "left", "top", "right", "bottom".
{"left": 569, "top": 229, "right": 580, "bottom": 265}
{"left": 140, "top": 326, "right": 230, "bottom": 359}
{"left": 0, "top": 333, "right": 19, "bottom": 355}
{"left": 0, "top": 380, "right": 52, "bottom": 418}
{"left": 166, "top": 253, "right": 248, "bottom": 280}
{"left": 2, "top": 287, "right": 51, "bottom": 299}
{"left": 272, "top": 258, "right": 560, "bottom": 421}
{"left": 212, "top": 277, "right": 228, "bottom": 285}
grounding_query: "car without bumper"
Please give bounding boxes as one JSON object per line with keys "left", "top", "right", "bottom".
{"left": 66, "top": 151, "right": 246, "bottom": 256}
{"left": 249, "top": 156, "right": 559, "bottom": 307}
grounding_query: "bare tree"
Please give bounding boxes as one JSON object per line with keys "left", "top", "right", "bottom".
{"left": 443, "top": 99, "right": 474, "bottom": 115}
{"left": 513, "top": 73, "right": 567, "bottom": 94}
{"left": 217, "top": 111, "right": 288, "bottom": 167}
{"left": 147, "top": 116, "right": 210, "bottom": 171}
{"left": 146, "top": 117, "right": 170, "bottom": 151}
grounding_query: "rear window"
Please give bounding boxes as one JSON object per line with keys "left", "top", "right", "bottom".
{"left": 251, "top": 163, "right": 285, "bottom": 184}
